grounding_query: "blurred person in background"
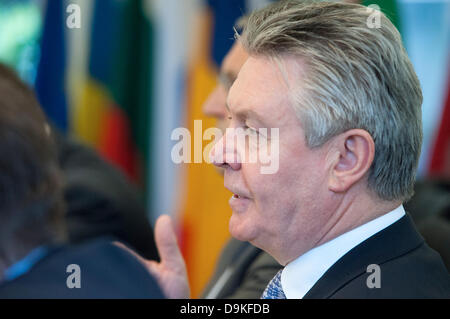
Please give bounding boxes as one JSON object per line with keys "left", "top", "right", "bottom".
{"left": 0, "top": 63, "right": 163, "bottom": 298}
{"left": 200, "top": 21, "right": 282, "bottom": 299}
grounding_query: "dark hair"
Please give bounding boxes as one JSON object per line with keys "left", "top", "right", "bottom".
{"left": 0, "top": 64, "right": 66, "bottom": 269}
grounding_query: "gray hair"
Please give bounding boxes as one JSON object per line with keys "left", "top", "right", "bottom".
{"left": 239, "top": 0, "right": 423, "bottom": 202}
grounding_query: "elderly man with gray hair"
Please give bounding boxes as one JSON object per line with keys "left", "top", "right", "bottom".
{"left": 145, "top": 0, "right": 450, "bottom": 298}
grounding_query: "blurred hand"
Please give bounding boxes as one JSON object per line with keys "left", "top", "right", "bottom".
{"left": 115, "top": 215, "right": 190, "bottom": 298}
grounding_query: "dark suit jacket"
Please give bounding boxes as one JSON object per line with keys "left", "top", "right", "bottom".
{"left": 202, "top": 239, "right": 281, "bottom": 299}
{"left": 0, "top": 238, "right": 164, "bottom": 298}
{"left": 304, "top": 214, "right": 450, "bottom": 298}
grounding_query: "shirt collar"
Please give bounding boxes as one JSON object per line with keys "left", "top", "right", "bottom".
{"left": 281, "top": 205, "right": 406, "bottom": 299}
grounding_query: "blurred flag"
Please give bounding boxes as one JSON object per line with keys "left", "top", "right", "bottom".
{"left": 393, "top": 0, "right": 450, "bottom": 175}
{"left": 35, "top": 0, "right": 68, "bottom": 133}
{"left": 363, "top": 1, "right": 450, "bottom": 176}
{"left": 72, "top": 0, "right": 154, "bottom": 190}
{"left": 429, "top": 71, "right": 450, "bottom": 177}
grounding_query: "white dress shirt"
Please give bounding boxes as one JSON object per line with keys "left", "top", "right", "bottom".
{"left": 281, "top": 205, "right": 406, "bottom": 299}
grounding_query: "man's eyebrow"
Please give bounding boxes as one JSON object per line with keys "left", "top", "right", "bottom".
{"left": 226, "top": 103, "right": 266, "bottom": 125}
{"left": 240, "top": 109, "right": 266, "bottom": 125}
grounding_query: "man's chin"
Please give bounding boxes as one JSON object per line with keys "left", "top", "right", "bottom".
{"left": 229, "top": 214, "right": 256, "bottom": 242}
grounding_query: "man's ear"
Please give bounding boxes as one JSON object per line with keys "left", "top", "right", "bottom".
{"left": 328, "top": 129, "right": 375, "bottom": 193}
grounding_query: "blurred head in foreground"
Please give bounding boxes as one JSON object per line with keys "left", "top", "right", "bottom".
{"left": 0, "top": 64, "right": 66, "bottom": 278}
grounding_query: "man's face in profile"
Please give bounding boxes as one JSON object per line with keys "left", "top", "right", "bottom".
{"left": 212, "top": 55, "right": 334, "bottom": 264}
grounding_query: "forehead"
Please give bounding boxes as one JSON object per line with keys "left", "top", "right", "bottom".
{"left": 227, "top": 55, "right": 295, "bottom": 120}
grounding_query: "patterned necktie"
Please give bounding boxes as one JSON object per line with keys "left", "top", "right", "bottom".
{"left": 261, "top": 269, "right": 286, "bottom": 299}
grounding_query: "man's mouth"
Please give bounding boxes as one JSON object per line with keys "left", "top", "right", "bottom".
{"left": 228, "top": 191, "right": 250, "bottom": 200}
{"left": 228, "top": 191, "right": 251, "bottom": 214}
{"left": 224, "top": 179, "right": 251, "bottom": 201}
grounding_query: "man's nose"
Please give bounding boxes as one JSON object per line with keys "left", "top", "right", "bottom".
{"left": 209, "top": 130, "right": 242, "bottom": 170}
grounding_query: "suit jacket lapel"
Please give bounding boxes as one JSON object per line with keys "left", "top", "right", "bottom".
{"left": 304, "top": 214, "right": 424, "bottom": 299}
